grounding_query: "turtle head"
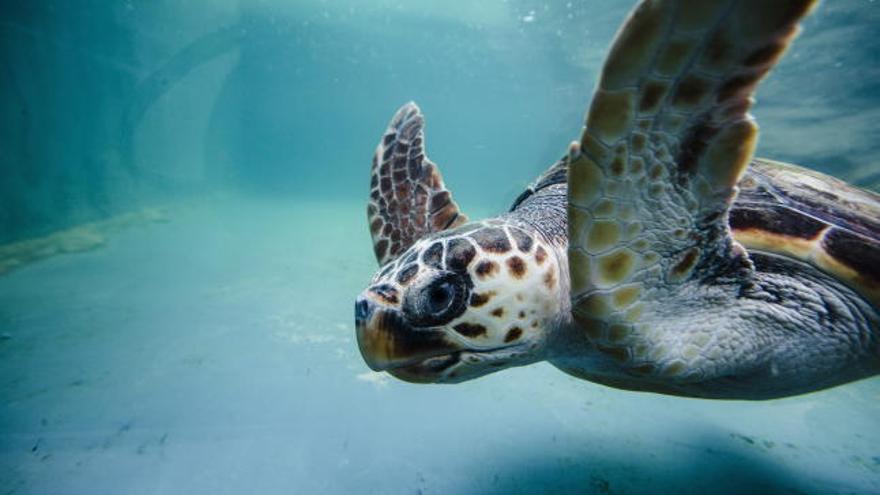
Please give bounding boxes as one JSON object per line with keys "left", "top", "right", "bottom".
{"left": 355, "top": 224, "right": 564, "bottom": 383}
{"left": 358, "top": 102, "right": 564, "bottom": 382}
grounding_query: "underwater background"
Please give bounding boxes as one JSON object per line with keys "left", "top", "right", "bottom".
{"left": 1, "top": 1, "right": 878, "bottom": 494}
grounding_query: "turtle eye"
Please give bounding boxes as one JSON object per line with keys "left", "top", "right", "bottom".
{"left": 403, "top": 272, "right": 469, "bottom": 327}
{"left": 427, "top": 280, "right": 455, "bottom": 314}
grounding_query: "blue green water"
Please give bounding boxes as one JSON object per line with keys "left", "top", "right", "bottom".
{"left": 1, "top": 1, "right": 878, "bottom": 494}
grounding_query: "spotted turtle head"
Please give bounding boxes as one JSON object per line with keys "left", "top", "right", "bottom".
{"left": 355, "top": 223, "right": 563, "bottom": 383}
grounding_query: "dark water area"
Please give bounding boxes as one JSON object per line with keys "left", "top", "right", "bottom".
{"left": 0, "top": 1, "right": 878, "bottom": 494}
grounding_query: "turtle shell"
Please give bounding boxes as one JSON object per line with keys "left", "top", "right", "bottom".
{"left": 730, "top": 158, "right": 880, "bottom": 305}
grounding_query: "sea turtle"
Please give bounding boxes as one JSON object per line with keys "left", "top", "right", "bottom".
{"left": 354, "top": 0, "right": 880, "bottom": 399}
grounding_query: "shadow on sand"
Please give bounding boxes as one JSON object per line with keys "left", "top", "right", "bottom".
{"left": 466, "top": 429, "right": 834, "bottom": 495}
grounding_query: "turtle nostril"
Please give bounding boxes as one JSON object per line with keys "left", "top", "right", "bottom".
{"left": 355, "top": 297, "right": 372, "bottom": 324}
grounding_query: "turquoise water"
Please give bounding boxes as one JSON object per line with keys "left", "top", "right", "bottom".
{"left": 1, "top": 1, "right": 878, "bottom": 494}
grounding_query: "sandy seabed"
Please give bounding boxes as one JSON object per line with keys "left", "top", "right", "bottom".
{"left": 1, "top": 198, "right": 878, "bottom": 495}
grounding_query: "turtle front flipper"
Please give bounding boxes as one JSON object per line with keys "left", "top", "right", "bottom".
{"left": 368, "top": 102, "right": 467, "bottom": 265}
{"left": 566, "top": 1, "right": 817, "bottom": 380}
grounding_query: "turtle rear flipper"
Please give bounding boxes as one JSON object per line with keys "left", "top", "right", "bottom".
{"left": 368, "top": 102, "right": 467, "bottom": 265}
{"left": 566, "top": 0, "right": 817, "bottom": 376}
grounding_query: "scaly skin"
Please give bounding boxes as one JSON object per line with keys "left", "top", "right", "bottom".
{"left": 540, "top": 182, "right": 880, "bottom": 399}
{"left": 356, "top": 172, "right": 879, "bottom": 399}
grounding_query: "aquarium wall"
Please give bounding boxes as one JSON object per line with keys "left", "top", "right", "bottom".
{"left": 0, "top": 1, "right": 240, "bottom": 242}
{"left": 3, "top": 0, "right": 877, "bottom": 245}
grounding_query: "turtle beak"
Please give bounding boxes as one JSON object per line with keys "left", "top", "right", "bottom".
{"left": 354, "top": 295, "right": 460, "bottom": 375}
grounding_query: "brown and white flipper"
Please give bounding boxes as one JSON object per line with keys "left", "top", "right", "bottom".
{"left": 566, "top": 0, "right": 817, "bottom": 373}
{"left": 368, "top": 102, "right": 467, "bottom": 265}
